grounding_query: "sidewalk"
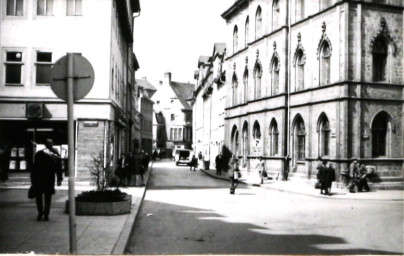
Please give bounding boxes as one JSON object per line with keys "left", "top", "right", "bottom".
{"left": 0, "top": 162, "right": 153, "bottom": 255}
{"left": 200, "top": 167, "right": 404, "bottom": 201}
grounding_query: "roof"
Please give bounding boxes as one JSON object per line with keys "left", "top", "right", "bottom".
{"left": 213, "top": 43, "right": 226, "bottom": 57}
{"left": 221, "top": 0, "right": 248, "bottom": 20}
{"left": 170, "top": 81, "right": 195, "bottom": 111}
{"left": 136, "top": 78, "right": 156, "bottom": 91}
{"left": 198, "top": 56, "right": 211, "bottom": 68}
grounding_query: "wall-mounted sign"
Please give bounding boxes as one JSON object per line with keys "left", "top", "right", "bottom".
{"left": 84, "top": 121, "right": 99, "bottom": 127}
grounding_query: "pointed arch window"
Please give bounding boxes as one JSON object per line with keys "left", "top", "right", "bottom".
{"left": 255, "top": 6, "right": 262, "bottom": 39}
{"left": 319, "top": 41, "right": 331, "bottom": 86}
{"left": 243, "top": 69, "right": 249, "bottom": 103}
{"left": 232, "top": 74, "right": 238, "bottom": 106}
{"left": 295, "top": 49, "right": 305, "bottom": 91}
{"left": 245, "top": 17, "right": 249, "bottom": 47}
{"left": 233, "top": 26, "right": 239, "bottom": 53}
{"left": 231, "top": 126, "right": 240, "bottom": 156}
{"left": 372, "top": 36, "right": 388, "bottom": 82}
{"left": 242, "top": 122, "right": 249, "bottom": 165}
{"left": 254, "top": 63, "right": 262, "bottom": 99}
{"left": 272, "top": 0, "right": 280, "bottom": 31}
{"left": 293, "top": 117, "right": 306, "bottom": 162}
{"left": 372, "top": 112, "right": 393, "bottom": 157}
{"left": 319, "top": 116, "right": 330, "bottom": 157}
{"left": 269, "top": 120, "right": 279, "bottom": 156}
{"left": 270, "top": 57, "right": 280, "bottom": 95}
{"left": 253, "top": 121, "right": 261, "bottom": 155}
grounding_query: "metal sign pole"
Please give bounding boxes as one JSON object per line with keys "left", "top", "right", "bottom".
{"left": 67, "top": 53, "right": 77, "bottom": 254}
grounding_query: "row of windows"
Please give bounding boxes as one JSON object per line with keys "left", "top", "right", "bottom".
{"left": 230, "top": 111, "right": 394, "bottom": 160}
{"left": 2, "top": 50, "right": 53, "bottom": 86}
{"left": 6, "top": 0, "right": 82, "bottom": 16}
{"left": 230, "top": 24, "right": 394, "bottom": 106}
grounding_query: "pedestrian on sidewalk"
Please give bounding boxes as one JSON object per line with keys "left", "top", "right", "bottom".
{"left": 255, "top": 156, "right": 266, "bottom": 185}
{"left": 31, "top": 138, "right": 63, "bottom": 221}
{"left": 228, "top": 155, "right": 240, "bottom": 194}
{"left": 317, "top": 158, "right": 334, "bottom": 196}
{"left": 190, "top": 155, "right": 198, "bottom": 171}
{"left": 358, "top": 163, "right": 370, "bottom": 192}
{"left": 215, "top": 154, "right": 223, "bottom": 175}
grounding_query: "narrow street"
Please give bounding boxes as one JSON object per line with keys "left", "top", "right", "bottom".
{"left": 126, "top": 159, "right": 403, "bottom": 255}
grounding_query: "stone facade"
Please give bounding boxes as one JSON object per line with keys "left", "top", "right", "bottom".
{"left": 222, "top": 0, "right": 403, "bottom": 187}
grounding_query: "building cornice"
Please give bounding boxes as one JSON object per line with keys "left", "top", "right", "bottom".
{"left": 221, "top": 0, "right": 249, "bottom": 20}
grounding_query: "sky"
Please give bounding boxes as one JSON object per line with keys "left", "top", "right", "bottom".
{"left": 133, "top": 0, "right": 234, "bottom": 85}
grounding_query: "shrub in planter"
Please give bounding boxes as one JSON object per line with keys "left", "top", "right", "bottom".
{"left": 76, "top": 189, "right": 128, "bottom": 202}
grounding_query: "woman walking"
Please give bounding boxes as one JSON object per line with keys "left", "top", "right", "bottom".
{"left": 228, "top": 155, "right": 240, "bottom": 194}
{"left": 256, "top": 156, "right": 266, "bottom": 185}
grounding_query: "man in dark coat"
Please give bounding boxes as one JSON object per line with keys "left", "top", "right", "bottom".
{"left": 215, "top": 154, "right": 222, "bottom": 175}
{"left": 317, "top": 159, "right": 335, "bottom": 196}
{"left": 31, "top": 138, "right": 63, "bottom": 221}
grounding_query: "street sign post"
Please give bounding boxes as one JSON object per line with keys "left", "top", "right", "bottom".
{"left": 50, "top": 53, "right": 95, "bottom": 254}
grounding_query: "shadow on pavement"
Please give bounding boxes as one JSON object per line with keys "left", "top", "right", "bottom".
{"left": 126, "top": 199, "right": 401, "bottom": 255}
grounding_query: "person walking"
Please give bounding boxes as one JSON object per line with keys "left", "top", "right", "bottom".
{"left": 116, "top": 153, "right": 129, "bottom": 186}
{"left": 255, "top": 156, "right": 266, "bottom": 185}
{"left": 317, "top": 159, "right": 334, "bottom": 196}
{"left": 190, "top": 155, "right": 198, "bottom": 171}
{"left": 31, "top": 138, "right": 63, "bottom": 221}
{"left": 215, "top": 154, "right": 222, "bottom": 175}
{"left": 228, "top": 155, "right": 240, "bottom": 194}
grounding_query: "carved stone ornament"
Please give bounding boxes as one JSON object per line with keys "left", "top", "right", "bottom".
{"left": 297, "top": 32, "right": 301, "bottom": 42}
{"left": 293, "top": 33, "right": 306, "bottom": 66}
{"left": 233, "top": 62, "right": 236, "bottom": 70}
{"left": 273, "top": 41, "right": 277, "bottom": 50}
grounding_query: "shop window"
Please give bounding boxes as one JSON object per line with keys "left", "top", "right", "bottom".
{"left": 272, "top": 0, "right": 280, "bottom": 31}
{"left": 296, "top": 0, "right": 304, "bottom": 21}
{"left": 295, "top": 49, "right": 305, "bottom": 91}
{"left": 319, "top": 116, "right": 330, "bottom": 157}
{"left": 245, "top": 16, "right": 249, "bottom": 47}
{"left": 233, "top": 25, "right": 239, "bottom": 53}
{"left": 254, "top": 63, "right": 262, "bottom": 99}
{"left": 372, "top": 36, "right": 388, "bottom": 82}
{"left": 5, "top": 51, "right": 23, "bottom": 86}
{"left": 37, "top": 0, "right": 53, "bottom": 16}
{"left": 7, "top": 0, "right": 23, "bottom": 16}
{"left": 35, "top": 52, "right": 52, "bottom": 85}
{"left": 269, "top": 119, "right": 279, "bottom": 156}
{"left": 319, "top": 41, "right": 331, "bottom": 86}
{"left": 270, "top": 57, "right": 280, "bottom": 95}
{"left": 255, "top": 6, "right": 262, "bottom": 39}
{"left": 67, "top": 0, "right": 82, "bottom": 16}
{"left": 372, "top": 112, "right": 392, "bottom": 157}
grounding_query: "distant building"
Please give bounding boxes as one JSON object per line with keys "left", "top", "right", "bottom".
{"left": 222, "top": 0, "right": 403, "bottom": 187}
{"left": 151, "top": 73, "right": 194, "bottom": 156}
{"left": 192, "top": 43, "right": 227, "bottom": 168}
{"left": 135, "top": 78, "right": 157, "bottom": 155}
{"left": 0, "top": 0, "right": 141, "bottom": 181}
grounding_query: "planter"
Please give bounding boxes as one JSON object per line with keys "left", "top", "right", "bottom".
{"left": 65, "top": 195, "right": 132, "bottom": 216}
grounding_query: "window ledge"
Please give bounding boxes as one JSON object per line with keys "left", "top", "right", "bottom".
{"left": 5, "top": 83, "right": 24, "bottom": 87}
{"left": 296, "top": 161, "right": 306, "bottom": 165}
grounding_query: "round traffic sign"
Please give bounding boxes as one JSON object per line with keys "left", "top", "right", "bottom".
{"left": 50, "top": 54, "right": 95, "bottom": 101}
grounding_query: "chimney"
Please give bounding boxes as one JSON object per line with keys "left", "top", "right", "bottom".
{"left": 164, "top": 72, "right": 171, "bottom": 84}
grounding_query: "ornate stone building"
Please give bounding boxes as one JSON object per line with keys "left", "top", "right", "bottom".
{"left": 222, "top": 0, "right": 403, "bottom": 187}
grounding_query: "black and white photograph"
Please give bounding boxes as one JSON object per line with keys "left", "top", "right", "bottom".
{"left": 0, "top": 0, "right": 403, "bottom": 255}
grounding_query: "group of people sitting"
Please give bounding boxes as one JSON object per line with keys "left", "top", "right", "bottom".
{"left": 115, "top": 150, "right": 150, "bottom": 187}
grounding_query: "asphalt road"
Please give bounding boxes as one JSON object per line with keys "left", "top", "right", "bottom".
{"left": 126, "top": 160, "right": 403, "bottom": 255}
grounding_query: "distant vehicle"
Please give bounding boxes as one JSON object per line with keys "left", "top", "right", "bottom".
{"left": 174, "top": 149, "right": 193, "bottom": 166}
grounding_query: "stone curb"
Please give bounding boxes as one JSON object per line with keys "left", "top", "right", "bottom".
{"left": 112, "top": 161, "right": 153, "bottom": 254}
{"left": 199, "top": 168, "right": 403, "bottom": 202}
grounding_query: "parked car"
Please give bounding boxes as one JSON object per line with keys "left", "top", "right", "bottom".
{"left": 174, "top": 149, "right": 193, "bottom": 166}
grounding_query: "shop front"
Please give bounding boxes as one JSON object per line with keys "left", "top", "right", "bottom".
{"left": 0, "top": 120, "right": 68, "bottom": 174}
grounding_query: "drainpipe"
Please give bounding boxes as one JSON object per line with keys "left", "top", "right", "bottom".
{"left": 283, "top": 0, "right": 291, "bottom": 181}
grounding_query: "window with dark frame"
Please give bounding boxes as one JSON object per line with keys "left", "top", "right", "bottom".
{"left": 35, "top": 52, "right": 52, "bottom": 85}
{"left": 270, "top": 121, "right": 279, "bottom": 156}
{"left": 5, "top": 51, "right": 23, "bottom": 85}
{"left": 7, "top": 0, "right": 23, "bottom": 16}
{"left": 321, "top": 119, "right": 330, "bottom": 156}
{"left": 319, "top": 42, "right": 331, "bottom": 86}
{"left": 372, "top": 113, "right": 389, "bottom": 157}
{"left": 296, "top": 121, "right": 305, "bottom": 161}
{"left": 255, "top": 6, "right": 262, "bottom": 39}
{"left": 67, "top": 0, "right": 82, "bottom": 16}
{"left": 272, "top": 0, "right": 280, "bottom": 31}
{"left": 171, "top": 114, "right": 175, "bottom": 121}
{"left": 271, "top": 58, "right": 280, "bottom": 95}
{"left": 372, "top": 36, "right": 388, "bottom": 82}
{"left": 37, "top": 0, "right": 53, "bottom": 16}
